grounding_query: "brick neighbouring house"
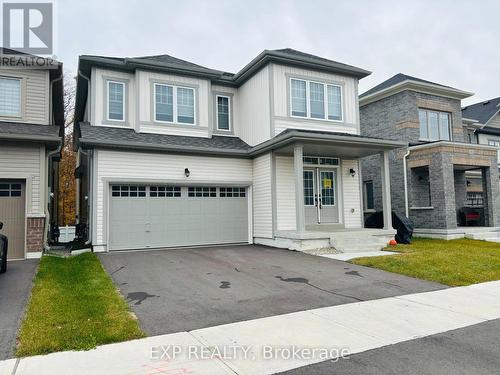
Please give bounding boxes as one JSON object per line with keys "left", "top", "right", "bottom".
{"left": 359, "top": 73, "right": 500, "bottom": 239}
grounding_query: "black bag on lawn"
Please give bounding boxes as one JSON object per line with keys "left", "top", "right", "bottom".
{"left": 365, "top": 211, "right": 414, "bottom": 244}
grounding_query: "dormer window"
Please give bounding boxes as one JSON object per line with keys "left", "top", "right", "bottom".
{"left": 107, "top": 81, "right": 125, "bottom": 121}
{"left": 290, "top": 78, "right": 343, "bottom": 122}
{"left": 0, "top": 77, "right": 21, "bottom": 117}
{"left": 154, "top": 83, "right": 195, "bottom": 125}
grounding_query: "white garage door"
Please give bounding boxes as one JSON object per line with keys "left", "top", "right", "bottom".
{"left": 109, "top": 185, "right": 249, "bottom": 251}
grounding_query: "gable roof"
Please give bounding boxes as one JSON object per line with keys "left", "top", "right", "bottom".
{"left": 359, "top": 73, "right": 473, "bottom": 106}
{"left": 75, "top": 48, "right": 370, "bottom": 123}
{"left": 462, "top": 97, "right": 500, "bottom": 124}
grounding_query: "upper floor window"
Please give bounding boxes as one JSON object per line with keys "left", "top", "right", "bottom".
{"left": 488, "top": 140, "right": 500, "bottom": 147}
{"left": 107, "top": 81, "right": 125, "bottom": 121}
{"left": 216, "top": 95, "right": 230, "bottom": 131}
{"left": 0, "top": 77, "right": 21, "bottom": 117}
{"left": 290, "top": 78, "right": 343, "bottom": 122}
{"left": 418, "top": 109, "right": 450, "bottom": 141}
{"left": 154, "top": 83, "right": 195, "bottom": 125}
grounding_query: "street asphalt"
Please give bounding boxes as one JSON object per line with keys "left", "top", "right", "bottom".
{"left": 98, "top": 244, "right": 445, "bottom": 336}
{"left": 280, "top": 318, "right": 500, "bottom": 375}
{"left": 0, "top": 259, "right": 38, "bottom": 360}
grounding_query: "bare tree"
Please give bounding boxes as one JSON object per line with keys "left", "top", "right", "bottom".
{"left": 58, "top": 71, "right": 77, "bottom": 226}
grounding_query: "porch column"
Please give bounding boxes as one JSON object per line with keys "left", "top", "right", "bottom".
{"left": 294, "top": 144, "right": 305, "bottom": 233}
{"left": 380, "top": 150, "right": 393, "bottom": 229}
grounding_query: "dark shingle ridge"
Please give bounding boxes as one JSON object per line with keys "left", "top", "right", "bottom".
{"left": 360, "top": 73, "right": 461, "bottom": 98}
{"left": 81, "top": 48, "right": 369, "bottom": 82}
{"left": 462, "top": 96, "right": 500, "bottom": 124}
{"left": 272, "top": 48, "right": 366, "bottom": 73}
{"left": 133, "top": 54, "right": 226, "bottom": 74}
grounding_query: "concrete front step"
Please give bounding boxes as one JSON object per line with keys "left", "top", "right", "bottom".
{"left": 465, "top": 233, "right": 500, "bottom": 240}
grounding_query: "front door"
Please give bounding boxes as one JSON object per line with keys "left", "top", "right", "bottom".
{"left": 304, "top": 169, "right": 339, "bottom": 225}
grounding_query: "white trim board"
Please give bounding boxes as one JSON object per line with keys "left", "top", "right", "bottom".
{"left": 6, "top": 281, "right": 500, "bottom": 375}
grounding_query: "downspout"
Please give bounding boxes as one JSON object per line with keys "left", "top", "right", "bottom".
{"left": 43, "top": 146, "right": 61, "bottom": 251}
{"left": 77, "top": 69, "right": 92, "bottom": 246}
{"left": 403, "top": 149, "right": 411, "bottom": 218}
{"left": 43, "top": 70, "right": 64, "bottom": 251}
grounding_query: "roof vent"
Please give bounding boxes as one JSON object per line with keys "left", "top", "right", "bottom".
{"left": 483, "top": 101, "right": 490, "bottom": 105}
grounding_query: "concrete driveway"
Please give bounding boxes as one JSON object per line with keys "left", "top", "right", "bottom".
{"left": 0, "top": 260, "right": 38, "bottom": 360}
{"left": 99, "top": 245, "right": 445, "bottom": 336}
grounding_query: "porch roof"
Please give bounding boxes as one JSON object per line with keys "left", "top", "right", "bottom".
{"left": 249, "top": 129, "right": 406, "bottom": 158}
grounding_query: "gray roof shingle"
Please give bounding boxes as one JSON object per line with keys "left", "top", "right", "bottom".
{"left": 360, "top": 73, "right": 461, "bottom": 98}
{"left": 462, "top": 97, "right": 500, "bottom": 124}
{"left": 77, "top": 123, "right": 251, "bottom": 155}
{"left": 0, "top": 121, "right": 61, "bottom": 144}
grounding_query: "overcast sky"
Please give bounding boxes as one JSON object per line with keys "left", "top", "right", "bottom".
{"left": 56, "top": 0, "right": 500, "bottom": 105}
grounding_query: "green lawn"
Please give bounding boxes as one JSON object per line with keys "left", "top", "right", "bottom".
{"left": 351, "top": 237, "right": 500, "bottom": 287}
{"left": 16, "top": 253, "right": 145, "bottom": 357}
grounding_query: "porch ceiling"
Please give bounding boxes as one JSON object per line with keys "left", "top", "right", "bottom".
{"left": 250, "top": 129, "right": 406, "bottom": 158}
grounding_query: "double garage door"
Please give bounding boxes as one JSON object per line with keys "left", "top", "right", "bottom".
{"left": 0, "top": 181, "right": 25, "bottom": 260}
{"left": 109, "top": 185, "right": 249, "bottom": 251}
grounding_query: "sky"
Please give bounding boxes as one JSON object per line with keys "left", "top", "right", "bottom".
{"left": 56, "top": 0, "right": 500, "bottom": 106}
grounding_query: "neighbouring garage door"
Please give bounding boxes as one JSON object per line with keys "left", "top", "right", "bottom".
{"left": 0, "top": 181, "right": 25, "bottom": 260}
{"left": 109, "top": 185, "right": 249, "bottom": 251}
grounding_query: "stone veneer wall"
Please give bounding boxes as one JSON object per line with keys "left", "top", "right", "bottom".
{"left": 26, "top": 217, "right": 45, "bottom": 253}
{"left": 360, "top": 89, "right": 478, "bottom": 229}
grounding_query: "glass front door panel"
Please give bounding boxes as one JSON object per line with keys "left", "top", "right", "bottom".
{"left": 320, "top": 171, "right": 335, "bottom": 206}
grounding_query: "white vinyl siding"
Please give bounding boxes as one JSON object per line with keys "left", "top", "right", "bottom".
{"left": 0, "top": 69, "right": 49, "bottom": 124}
{"left": 418, "top": 109, "right": 451, "bottom": 141}
{"left": 487, "top": 113, "right": 500, "bottom": 128}
{"left": 93, "top": 149, "right": 253, "bottom": 247}
{"left": 107, "top": 81, "right": 125, "bottom": 121}
{"left": 252, "top": 153, "right": 273, "bottom": 238}
{"left": 234, "top": 65, "right": 271, "bottom": 146}
{"left": 0, "top": 77, "right": 21, "bottom": 117}
{"left": 0, "top": 145, "right": 44, "bottom": 215}
{"left": 342, "top": 159, "right": 362, "bottom": 228}
{"left": 276, "top": 156, "right": 296, "bottom": 230}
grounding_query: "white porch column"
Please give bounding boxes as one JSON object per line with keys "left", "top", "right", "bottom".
{"left": 380, "top": 150, "right": 393, "bottom": 229}
{"left": 294, "top": 144, "right": 305, "bottom": 233}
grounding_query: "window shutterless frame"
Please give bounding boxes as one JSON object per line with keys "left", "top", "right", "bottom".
{"left": 215, "top": 94, "right": 231, "bottom": 131}
{"left": 153, "top": 83, "right": 196, "bottom": 125}
{"left": 289, "top": 77, "right": 343, "bottom": 123}
{"left": 418, "top": 108, "right": 451, "bottom": 142}
{"left": 0, "top": 76, "right": 22, "bottom": 118}
{"left": 106, "top": 80, "right": 125, "bottom": 122}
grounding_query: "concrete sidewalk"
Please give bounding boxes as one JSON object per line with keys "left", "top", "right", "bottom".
{"left": 3, "top": 281, "right": 499, "bottom": 375}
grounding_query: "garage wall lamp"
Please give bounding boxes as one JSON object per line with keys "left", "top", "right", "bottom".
{"left": 349, "top": 168, "right": 356, "bottom": 177}
{"left": 184, "top": 168, "right": 190, "bottom": 177}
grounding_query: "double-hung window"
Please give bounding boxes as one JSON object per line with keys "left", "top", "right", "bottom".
{"left": 418, "top": 109, "right": 451, "bottom": 141}
{"left": 107, "top": 81, "right": 125, "bottom": 121}
{"left": 290, "top": 78, "right": 343, "bottom": 121}
{"left": 0, "top": 77, "right": 21, "bottom": 117}
{"left": 154, "top": 83, "right": 195, "bottom": 125}
{"left": 216, "top": 95, "right": 230, "bottom": 131}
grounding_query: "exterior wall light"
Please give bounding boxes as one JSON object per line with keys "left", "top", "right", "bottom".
{"left": 349, "top": 168, "right": 356, "bottom": 177}
{"left": 184, "top": 168, "right": 190, "bottom": 177}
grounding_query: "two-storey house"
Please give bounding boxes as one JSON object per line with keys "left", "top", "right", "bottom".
{"left": 360, "top": 74, "right": 500, "bottom": 240}
{"left": 73, "top": 49, "right": 403, "bottom": 253}
{"left": 0, "top": 49, "right": 63, "bottom": 260}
